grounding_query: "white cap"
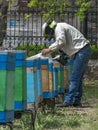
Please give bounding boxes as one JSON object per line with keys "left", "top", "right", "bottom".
{"left": 42, "top": 21, "right": 57, "bottom": 36}
{"left": 42, "top": 22, "right": 47, "bottom": 36}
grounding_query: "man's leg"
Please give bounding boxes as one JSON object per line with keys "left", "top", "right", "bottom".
{"left": 64, "top": 45, "right": 91, "bottom": 105}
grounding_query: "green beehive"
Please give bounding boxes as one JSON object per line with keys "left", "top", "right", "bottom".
{"left": 15, "top": 67, "right": 26, "bottom": 101}
{"left": 58, "top": 67, "right": 64, "bottom": 94}
{"left": 0, "top": 51, "right": 15, "bottom": 111}
{"left": 0, "top": 71, "right": 15, "bottom": 111}
{"left": 14, "top": 51, "right": 27, "bottom": 110}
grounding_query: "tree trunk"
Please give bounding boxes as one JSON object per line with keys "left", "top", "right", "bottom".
{"left": 0, "top": 1, "right": 9, "bottom": 47}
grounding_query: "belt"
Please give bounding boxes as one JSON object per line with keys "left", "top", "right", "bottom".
{"left": 74, "top": 44, "right": 90, "bottom": 59}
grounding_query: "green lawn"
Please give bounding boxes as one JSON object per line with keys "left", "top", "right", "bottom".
{"left": 0, "top": 80, "right": 98, "bottom": 130}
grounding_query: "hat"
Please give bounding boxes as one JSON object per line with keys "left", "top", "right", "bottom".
{"left": 42, "top": 22, "right": 47, "bottom": 36}
{"left": 42, "top": 21, "right": 57, "bottom": 36}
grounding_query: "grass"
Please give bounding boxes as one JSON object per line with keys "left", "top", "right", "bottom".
{"left": 0, "top": 80, "right": 98, "bottom": 130}
{"left": 35, "top": 80, "right": 98, "bottom": 130}
{"left": 35, "top": 106, "right": 98, "bottom": 130}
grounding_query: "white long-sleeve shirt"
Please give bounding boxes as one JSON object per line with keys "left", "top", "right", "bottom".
{"left": 49, "top": 23, "right": 89, "bottom": 57}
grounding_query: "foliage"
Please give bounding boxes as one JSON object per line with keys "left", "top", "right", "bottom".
{"left": 0, "top": 0, "right": 17, "bottom": 10}
{"left": 0, "top": 0, "right": 17, "bottom": 46}
{"left": 28, "top": 0, "right": 91, "bottom": 21}
{"left": 16, "top": 44, "right": 49, "bottom": 57}
{"left": 0, "top": 0, "right": 9, "bottom": 45}
{"left": 8, "top": 0, "right": 17, "bottom": 9}
{"left": 28, "top": 0, "right": 68, "bottom": 21}
{"left": 75, "top": 0, "right": 91, "bottom": 21}
{"left": 16, "top": 44, "right": 98, "bottom": 59}
{"left": 16, "top": 44, "right": 59, "bottom": 58}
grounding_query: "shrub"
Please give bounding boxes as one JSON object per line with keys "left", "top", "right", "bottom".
{"left": 16, "top": 44, "right": 48, "bottom": 57}
{"left": 16, "top": 44, "right": 98, "bottom": 59}
{"left": 15, "top": 44, "right": 58, "bottom": 57}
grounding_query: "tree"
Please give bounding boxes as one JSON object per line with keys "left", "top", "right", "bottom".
{"left": 0, "top": 0, "right": 9, "bottom": 46}
{"left": 0, "top": 0, "right": 16, "bottom": 47}
{"left": 28, "top": 0, "right": 91, "bottom": 21}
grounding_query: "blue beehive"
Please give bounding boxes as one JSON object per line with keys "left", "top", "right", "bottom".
{"left": 53, "top": 61, "right": 59, "bottom": 97}
{"left": 36, "top": 58, "right": 43, "bottom": 103}
{"left": 26, "top": 59, "right": 38, "bottom": 104}
{"left": 0, "top": 51, "right": 16, "bottom": 123}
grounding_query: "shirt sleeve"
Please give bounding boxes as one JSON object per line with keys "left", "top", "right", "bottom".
{"left": 49, "top": 27, "right": 66, "bottom": 51}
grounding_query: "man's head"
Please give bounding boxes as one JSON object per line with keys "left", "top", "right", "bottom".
{"left": 42, "top": 21, "right": 57, "bottom": 41}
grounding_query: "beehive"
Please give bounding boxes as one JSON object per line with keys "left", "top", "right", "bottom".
{"left": 26, "top": 59, "right": 37, "bottom": 104}
{"left": 14, "top": 51, "right": 27, "bottom": 111}
{"left": 53, "top": 61, "right": 59, "bottom": 96}
{"left": 36, "top": 58, "right": 43, "bottom": 103}
{"left": 41, "top": 58, "right": 54, "bottom": 99}
{"left": 0, "top": 51, "right": 15, "bottom": 123}
{"left": 53, "top": 62, "right": 64, "bottom": 94}
{"left": 63, "top": 66, "right": 69, "bottom": 90}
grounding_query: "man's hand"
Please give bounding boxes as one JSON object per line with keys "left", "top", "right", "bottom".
{"left": 41, "top": 48, "right": 51, "bottom": 55}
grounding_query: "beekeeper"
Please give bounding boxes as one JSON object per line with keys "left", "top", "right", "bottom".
{"left": 41, "top": 21, "right": 91, "bottom": 107}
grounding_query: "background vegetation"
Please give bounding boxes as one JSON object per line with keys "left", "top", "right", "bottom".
{"left": 16, "top": 44, "right": 98, "bottom": 59}
{"left": 28, "top": 0, "right": 91, "bottom": 21}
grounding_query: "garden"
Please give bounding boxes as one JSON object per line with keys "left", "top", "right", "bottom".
{"left": 0, "top": 45, "right": 97, "bottom": 130}
{"left": 0, "top": 1, "right": 98, "bottom": 130}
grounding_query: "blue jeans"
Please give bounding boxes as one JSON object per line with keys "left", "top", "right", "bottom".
{"left": 65, "top": 44, "right": 91, "bottom": 104}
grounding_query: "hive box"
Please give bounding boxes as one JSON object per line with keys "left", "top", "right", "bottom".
{"left": 14, "top": 51, "right": 27, "bottom": 111}
{"left": 0, "top": 51, "right": 16, "bottom": 123}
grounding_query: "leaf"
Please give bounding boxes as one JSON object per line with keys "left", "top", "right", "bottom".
{"left": 28, "top": 0, "right": 38, "bottom": 7}
{"left": 24, "top": 13, "right": 32, "bottom": 19}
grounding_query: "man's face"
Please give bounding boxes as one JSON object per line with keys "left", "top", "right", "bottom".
{"left": 44, "top": 34, "right": 54, "bottom": 41}
{"left": 44, "top": 33, "right": 55, "bottom": 44}
{"left": 44, "top": 27, "right": 55, "bottom": 41}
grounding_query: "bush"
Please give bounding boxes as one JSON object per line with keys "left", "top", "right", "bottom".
{"left": 16, "top": 44, "right": 98, "bottom": 59}
{"left": 16, "top": 44, "right": 49, "bottom": 57}
{"left": 15, "top": 44, "right": 58, "bottom": 57}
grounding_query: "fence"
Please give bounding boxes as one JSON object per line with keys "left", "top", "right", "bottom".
{"left": 2, "top": 3, "right": 98, "bottom": 50}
